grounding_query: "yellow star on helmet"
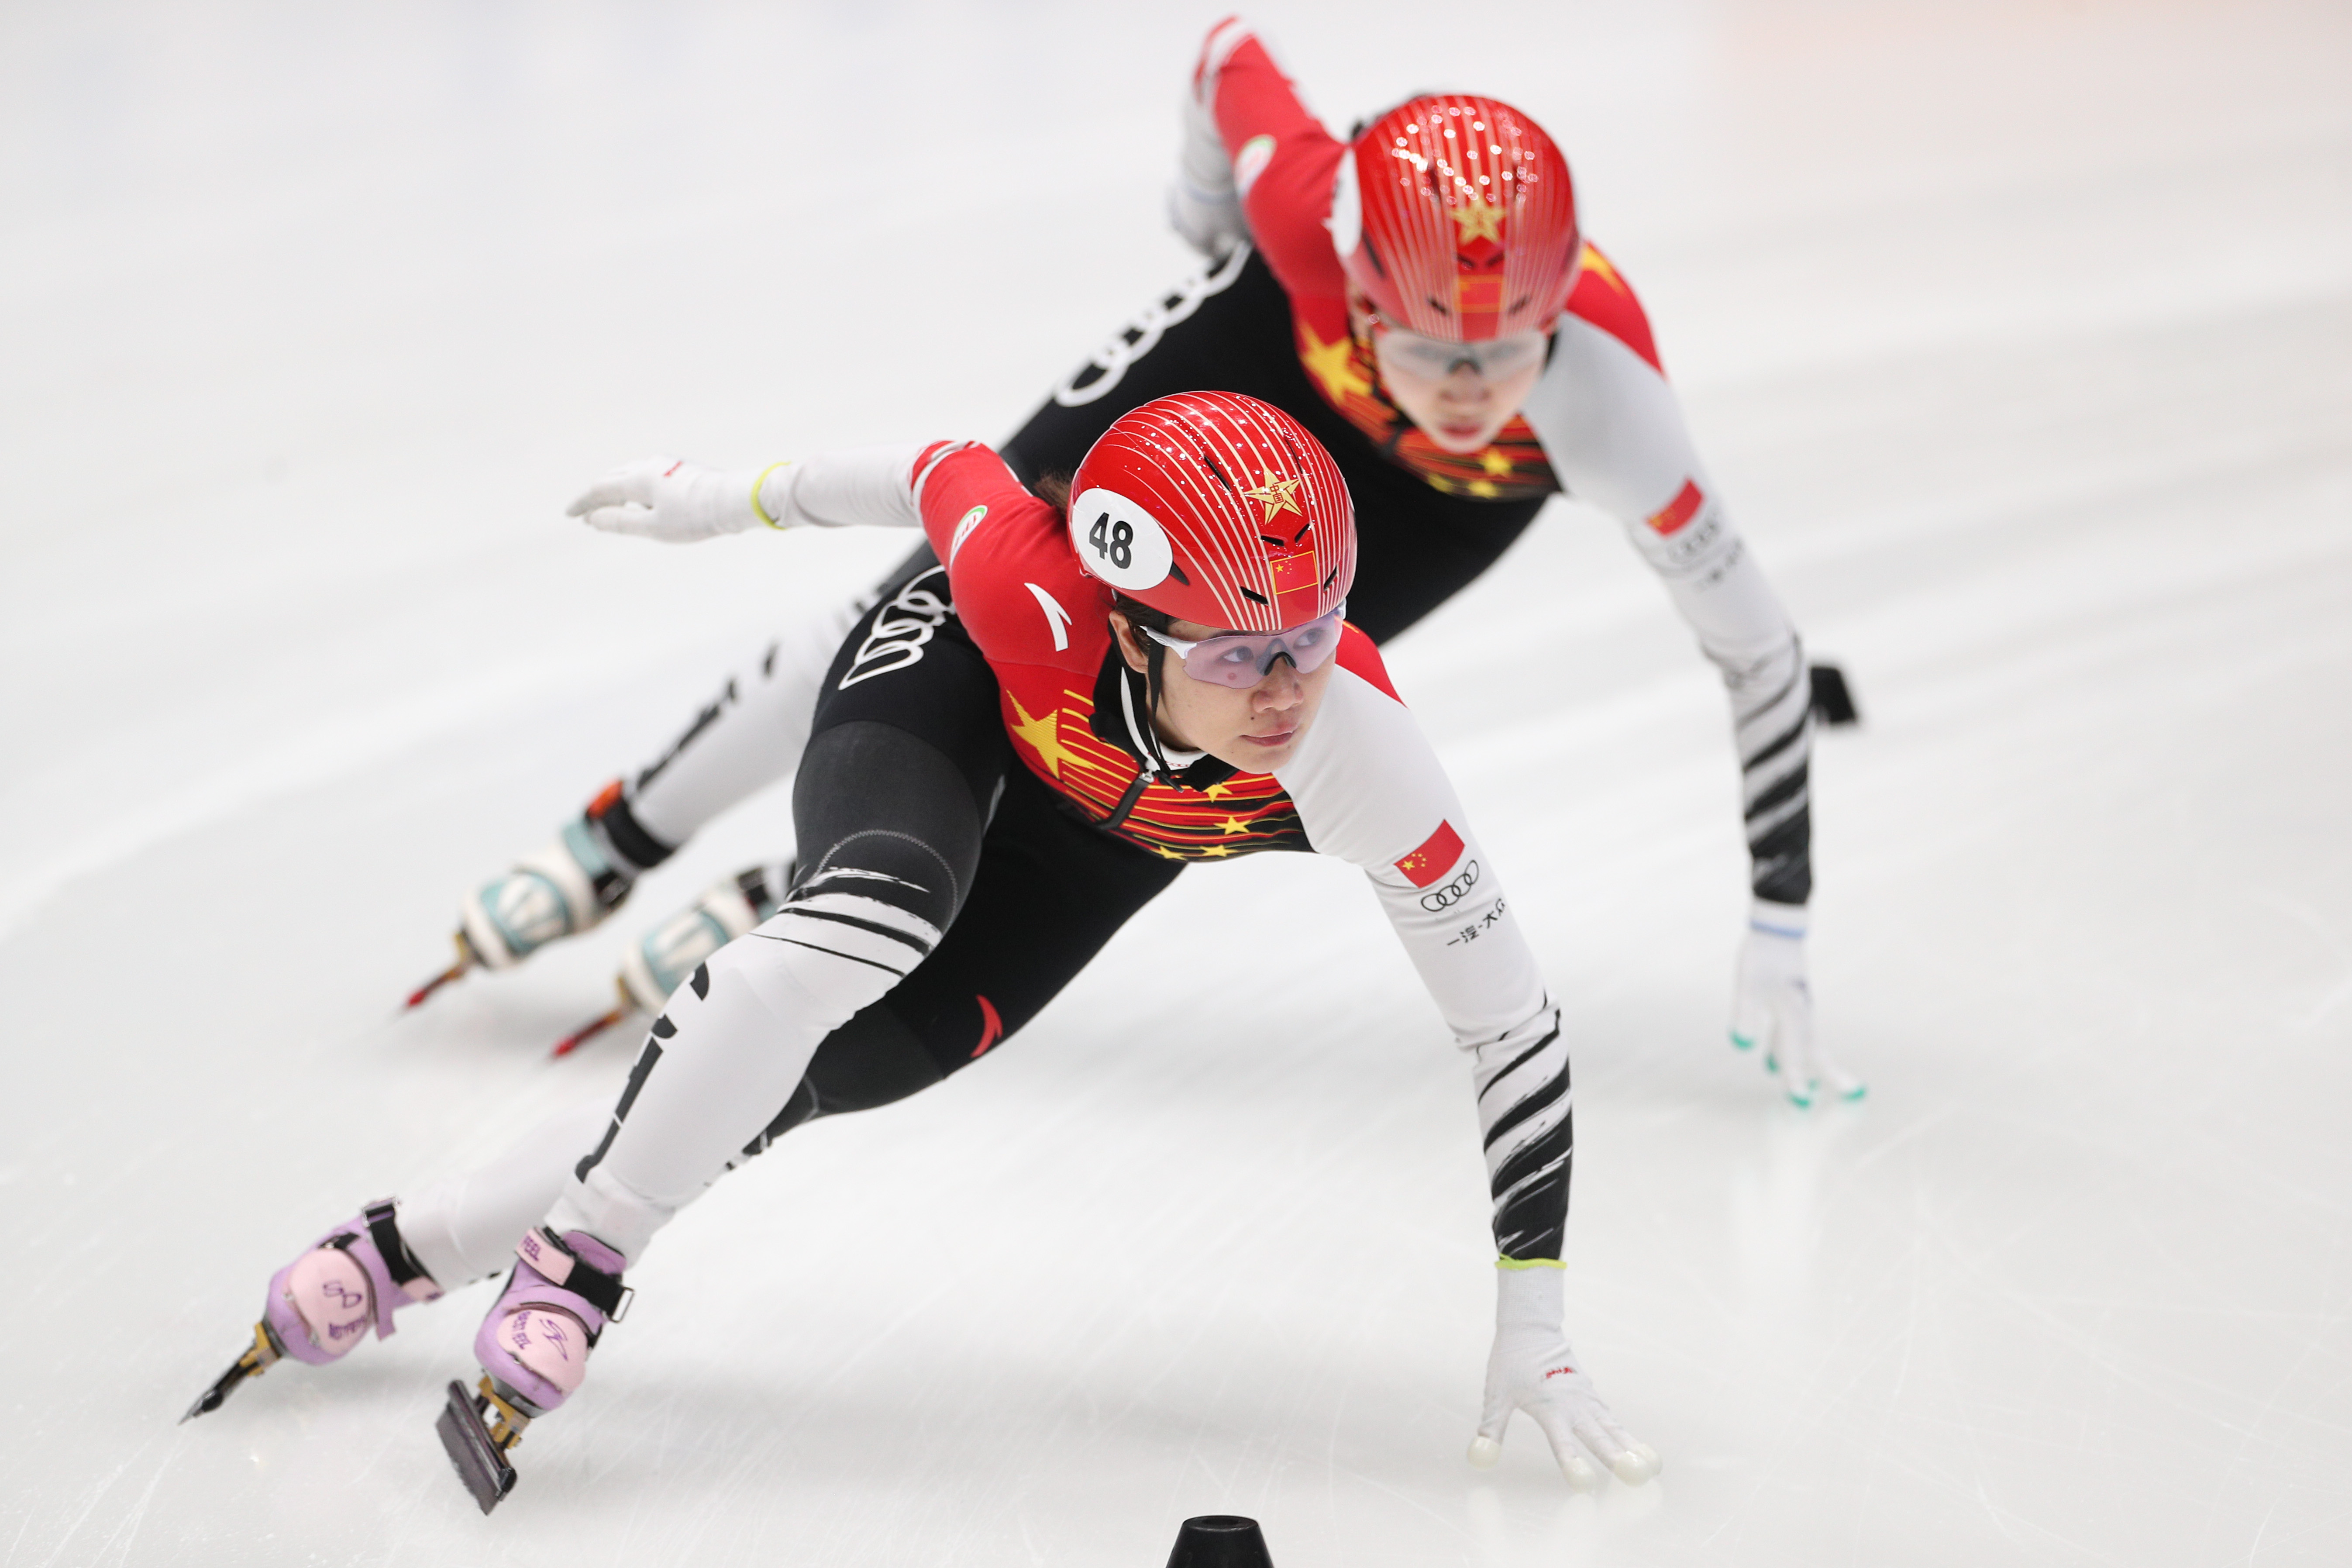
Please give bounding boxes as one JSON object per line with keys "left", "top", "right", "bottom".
{"left": 1243, "top": 469, "right": 1304, "bottom": 524}
{"left": 1450, "top": 199, "right": 1505, "bottom": 246}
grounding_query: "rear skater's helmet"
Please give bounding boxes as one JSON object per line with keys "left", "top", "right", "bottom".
{"left": 1067, "top": 391, "right": 1356, "bottom": 634}
{"left": 1331, "top": 94, "right": 1582, "bottom": 342}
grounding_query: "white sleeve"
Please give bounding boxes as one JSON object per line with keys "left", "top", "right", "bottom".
{"left": 1278, "top": 668, "right": 1574, "bottom": 1260}
{"left": 756, "top": 445, "right": 933, "bottom": 530}
{"left": 1277, "top": 668, "right": 1548, "bottom": 1048}
{"left": 1519, "top": 322, "right": 1816, "bottom": 904}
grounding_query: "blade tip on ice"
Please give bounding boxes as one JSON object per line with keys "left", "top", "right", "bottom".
{"left": 400, "top": 935, "right": 481, "bottom": 1014}
{"left": 550, "top": 1008, "right": 625, "bottom": 1059}
{"left": 182, "top": 1322, "right": 282, "bottom": 1424}
{"left": 400, "top": 964, "right": 465, "bottom": 1013}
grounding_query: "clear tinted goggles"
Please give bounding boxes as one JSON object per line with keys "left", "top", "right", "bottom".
{"left": 1142, "top": 605, "right": 1347, "bottom": 688}
{"left": 1369, "top": 316, "right": 1549, "bottom": 381}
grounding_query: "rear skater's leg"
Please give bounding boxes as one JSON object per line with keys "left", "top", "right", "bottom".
{"left": 417, "top": 551, "right": 938, "bottom": 999}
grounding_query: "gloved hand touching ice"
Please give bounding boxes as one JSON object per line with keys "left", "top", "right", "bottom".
{"left": 1731, "top": 899, "right": 1864, "bottom": 1106}
{"left": 1467, "top": 1263, "right": 1659, "bottom": 1490}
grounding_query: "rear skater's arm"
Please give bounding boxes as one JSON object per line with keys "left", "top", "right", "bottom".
{"left": 1521, "top": 310, "right": 1860, "bottom": 1101}
{"left": 1174, "top": 19, "right": 1350, "bottom": 299}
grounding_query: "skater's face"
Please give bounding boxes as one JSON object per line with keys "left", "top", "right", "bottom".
{"left": 1109, "top": 612, "right": 1335, "bottom": 774}
{"left": 1363, "top": 313, "right": 1549, "bottom": 454}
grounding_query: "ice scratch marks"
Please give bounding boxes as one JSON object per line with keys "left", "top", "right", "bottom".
{"left": 29, "top": 1438, "right": 150, "bottom": 1568}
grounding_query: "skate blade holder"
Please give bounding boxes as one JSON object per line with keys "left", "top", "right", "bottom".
{"left": 181, "top": 1320, "right": 285, "bottom": 1423}
{"left": 436, "top": 1375, "right": 534, "bottom": 1514}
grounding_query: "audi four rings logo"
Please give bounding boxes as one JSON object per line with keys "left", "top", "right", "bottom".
{"left": 1419, "top": 860, "right": 1481, "bottom": 911}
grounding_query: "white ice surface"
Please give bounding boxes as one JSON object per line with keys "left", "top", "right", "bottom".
{"left": 4, "top": 2, "right": 2350, "bottom": 1564}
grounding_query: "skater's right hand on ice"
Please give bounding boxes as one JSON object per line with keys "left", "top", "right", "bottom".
{"left": 1731, "top": 899, "right": 1865, "bottom": 1107}
{"left": 567, "top": 457, "right": 788, "bottom": 543}
{"left": 1467, "top": 1264, "right": 1659, "bottom": 1491}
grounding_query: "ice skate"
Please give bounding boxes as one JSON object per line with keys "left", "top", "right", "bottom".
{"left": 404, "top": 785, "right": 654, "bottom": 1010}
{"left": 551, "top": 863, "right": 789, "bottom": 1056}
{"left": 183, "top": 1202, "right": 443, "bottom": 1421}
{"left": 436, "top": 1227, "right": 630, "bottom": 1513}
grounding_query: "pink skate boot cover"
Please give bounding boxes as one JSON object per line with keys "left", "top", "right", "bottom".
{"left": 272, "top": 1248, "right": 373, "bottom": 1363}
{"left": 474, "top": 1228, "right": 630, "bottom": 1414}
{"left": 262, "top": 1202, "right": 444, "bottom": 1367}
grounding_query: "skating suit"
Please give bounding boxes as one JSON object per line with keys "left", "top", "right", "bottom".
{"left": 792, "top": 437, "right": 1576, "bottom": 1261}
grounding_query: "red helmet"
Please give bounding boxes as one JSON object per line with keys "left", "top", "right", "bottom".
{"left": 1331, "top": 94, "right": 1581, "bottom": 341}
{"left": 1068, "top": 391, "right": 1356, "bottom": 633}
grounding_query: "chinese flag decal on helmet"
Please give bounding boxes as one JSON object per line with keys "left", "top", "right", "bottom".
{"left": 1333, "top": 95, "right": 1582, "bottom": 342}
{"left": 1068, "top": 391, "right": 1357, "bottom": 634}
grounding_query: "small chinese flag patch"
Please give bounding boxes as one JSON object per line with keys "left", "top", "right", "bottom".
{"left": 1645, "top": 479, "right": 1704, "bottom": 536}
{"left": 1394, "top": 820, "right": 1466, "bottom": 888}
{"left": 1454, "top": 274, "right": 1505, "bottom": 332}
{"left": 1268, "top": 546, "right": 1322, "bottom": 620}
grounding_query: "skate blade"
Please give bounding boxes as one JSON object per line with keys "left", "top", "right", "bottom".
{"left": 435, "top": 1379, "right": 519, "bottom": 1514}
{"left": 550, "top": 1006, "right": 626, "bottom": 1059}
{"left": 400, "top": 934, "right": 480, "bottom": 1014}
{"left": 181, "top": 1321, "right": 282, "bottom": 1423}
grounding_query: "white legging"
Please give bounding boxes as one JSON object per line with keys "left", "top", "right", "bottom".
{"left": 620, "top": 593, "right": 865, "bottom": 850}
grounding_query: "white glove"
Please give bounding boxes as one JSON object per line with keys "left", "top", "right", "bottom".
{"left": 566, "top": 457, "right": 792, "bottom": 543}
{"left": 1468, "top": 1265, "right": 1658, "bottom": 1490}
{"left": 1731, "top": 899, "right": 1864, "bottom": 1106}
{"left": 1166, "top": 18, "right": 1254, "bottom": 257}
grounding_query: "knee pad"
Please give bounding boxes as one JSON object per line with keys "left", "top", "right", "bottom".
{"left": 793, "top": 720, "right": 992, "bottom": 932}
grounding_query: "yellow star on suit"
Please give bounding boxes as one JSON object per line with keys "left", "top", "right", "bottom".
{"left": 1298, "top": 321, "right": 1372, "bottom": 404}
{"left": 1006, "top": 693, "right": 1075, "bottom": 779}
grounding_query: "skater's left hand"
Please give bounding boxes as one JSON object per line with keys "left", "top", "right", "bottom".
{"left": 568, "top": 456, "right": 777, "bottom": 542}
{"left": 1468, "top": 1265, "right": 1659, "bottom": 1491}
{"left": 1731, "top": 899, "right": 1864, "bottom": 1106}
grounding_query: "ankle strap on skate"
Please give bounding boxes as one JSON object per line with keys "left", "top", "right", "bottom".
{"left": 363, "top": 1199, "right": 444, "bottom": 1304}
{"left": 516, "top": 1228, "right": 632, "bottom": 1322}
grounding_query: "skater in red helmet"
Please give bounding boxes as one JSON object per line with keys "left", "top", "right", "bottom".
{"left": 194, "top": 397, "right": 1659, "bottom": 1508}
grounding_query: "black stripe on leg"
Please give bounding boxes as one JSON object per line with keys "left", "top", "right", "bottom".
{"left": 747, "top": 933, "right": 909, "bottom": 977}
{"left": 575, "top": 1040, "right": 665, "bottom": 1181}
{"left": 775, "top": 905, "right": 935, "bottom": 957}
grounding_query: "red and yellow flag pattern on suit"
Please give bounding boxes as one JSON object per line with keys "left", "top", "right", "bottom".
{"left": 999, "top": 680, "right": 1305, "bottom": 862}
{"left": 1284, "top": 241, "right": 1661, "bottom": 503}
{"left": 1289, "top": 294, "right": 1558, "bottom": 501}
